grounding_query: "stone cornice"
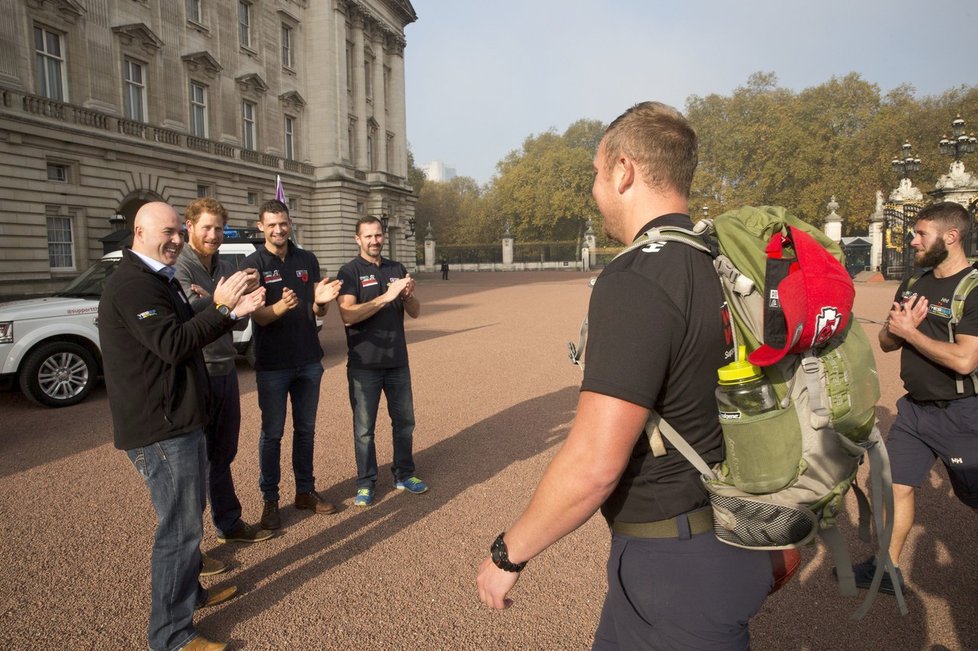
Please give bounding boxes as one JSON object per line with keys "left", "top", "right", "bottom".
{"left": 112, "top": 23, "right": 164, "bottom": 54}
{"left": 235, "top": 73, "right": 269, "bottom": 95}
{"left": 27, "top": 0, "right": 85, "bottom": 22}
{"left": 279, "top": 90, "right": 307, "bottom": 112}
{"left": 181, "top": 51, "right": 222, "bottom": 78}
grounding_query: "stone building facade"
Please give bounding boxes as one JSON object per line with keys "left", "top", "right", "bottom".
{"left": 0, "top": 0, "right": 418, "bottom": 297}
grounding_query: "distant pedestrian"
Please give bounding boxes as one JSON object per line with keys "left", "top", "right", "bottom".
{"left": 854, "top": 201, "right": 978, "bottom": 594}
{"left": 243, "top": 200, "right": 342, "bottom": 530}
{"left": 337, "top": 216, "right": 426, "bottom": 507}
{"left": 174, "top": 197, "right": 274, "bottom": 552}
{"left": 476, "top": 102, "right": 772, "bottom": 649}
{"left": 99, "top": 201, "right": 265, "bottom": 651}
{"left": 441, "top": 259, "right": 449, "bottom": 280}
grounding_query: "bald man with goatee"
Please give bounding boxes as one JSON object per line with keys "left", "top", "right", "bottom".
{"left": 99, "top": 201, "right": 265, "bottom": 651}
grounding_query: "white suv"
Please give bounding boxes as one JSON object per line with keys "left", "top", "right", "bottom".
{"left": 0, "top": 241, "right": 259, "bottom": 407}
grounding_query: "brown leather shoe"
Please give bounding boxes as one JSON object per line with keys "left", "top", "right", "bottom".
{"left": 180, "top": 635, "right": 227, "bottom": 651}
{"left": 295, "top": 490, "right": 337, "bottom": 514}
{"left": 260, "top": 500, "right": 281, "bottom": 530}
{"left": 217, "top": 522, "right": 275, "bottom": 544}
{"left": 198, "top": 585, "right": 238, "bottom": 609}
{"left": 200, "top": 552, "right": 228, "bottom": 577}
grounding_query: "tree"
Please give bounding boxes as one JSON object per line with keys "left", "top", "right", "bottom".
{"left": 482, "top": 120, "right": 604, "bottom": 244}
{"left": 406, "top": 145, "right": 426, "bottom": 195}
{"left": 414, "top": 176, "right": 482, "bottom": 244}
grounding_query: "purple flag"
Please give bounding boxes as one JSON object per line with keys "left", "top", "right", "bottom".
{"left": 275, "top": 174, "right": 287, "bottom": 204}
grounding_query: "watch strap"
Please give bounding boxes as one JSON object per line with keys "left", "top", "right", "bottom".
{"left": 491, "top": 532, "right": 526, "bottom": 573}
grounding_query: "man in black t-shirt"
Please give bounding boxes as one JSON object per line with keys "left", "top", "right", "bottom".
{"left": 337, "top": 216, "right": 425, "bottom": 508}
{"left": 857, "top": 201, "right": 978, "bottom": 594}
{"left": 243, "top": 200, "right": 342, "bottom": 530}
{"left": 476, "top": 102, "right": 772, "bottom": 649}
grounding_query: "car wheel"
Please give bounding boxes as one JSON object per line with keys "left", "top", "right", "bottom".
{"left": 18, "top": 341, "right": 98, "bottom": 408}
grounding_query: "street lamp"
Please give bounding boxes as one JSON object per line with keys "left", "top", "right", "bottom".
{"left": 405, "top": 216, "right": 417, "bottom": 239}
{"left": 938, "top": 114, "right": 977, "bottom": 161}
{"left": 378, "top": 215, "right": 390, "bottom": 231}
{"left": 890, "top": 141, "right": 921, "bottom": 179}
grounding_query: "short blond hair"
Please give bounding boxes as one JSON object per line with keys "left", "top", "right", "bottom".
{"left": 602, "top": 101, "right": 698, "bottom": 197}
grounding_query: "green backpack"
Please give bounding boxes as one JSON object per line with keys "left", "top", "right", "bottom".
{"left": 569, "top": 206, "right": 905, "bottom": 618}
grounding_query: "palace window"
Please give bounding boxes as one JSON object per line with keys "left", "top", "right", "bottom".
{"left": 47, "top": 215, "right": 74, "bottom": 270}
{"left": 34, "top": 26, "right": 66, "bottom": 101}
{"left": 190, "top": 82, "right": 207, "bottom": 137}
{"left": 123, "top": 59, "right": 146, "bottom": 122}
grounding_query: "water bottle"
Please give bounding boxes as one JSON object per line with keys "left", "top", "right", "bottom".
{"left": 716, "top": 346, "right": 777, "bottom": 420}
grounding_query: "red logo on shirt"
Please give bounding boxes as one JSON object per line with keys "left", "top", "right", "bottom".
{"left": 263, "top": 270, "right": 282, "bottom": 284}
{"left": 361, "top": 274, "right": 378, "bottom": 288}
{"left": 296, "top": 270, "right": 309, "bottom": 282}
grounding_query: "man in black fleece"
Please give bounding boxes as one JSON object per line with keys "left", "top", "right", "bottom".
{"left": 99, "top": 201, "right": 265, "bottom": 651}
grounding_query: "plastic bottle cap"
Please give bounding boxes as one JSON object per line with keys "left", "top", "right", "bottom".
{"left": 717, "top": 345, "right": 764, "bottom": 384}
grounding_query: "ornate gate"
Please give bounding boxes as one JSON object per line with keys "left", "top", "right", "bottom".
{"left": 882, "top": 202, "right": 921, "bottom": 281}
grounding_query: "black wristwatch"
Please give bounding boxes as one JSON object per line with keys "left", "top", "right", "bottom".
{"left": 491, "top": 532, "right": 527, "bottom": 573}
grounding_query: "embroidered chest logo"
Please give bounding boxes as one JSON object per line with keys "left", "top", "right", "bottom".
{"left": 360, "top": 274, "right": 379, "bottom": 288}
{"left": 263, "top": 270, "right": 283, "bottom": 284}
{"left": 136, "top": 309, "right": 158, "bottom": 320}
{"left": 296, "top": 269, "right": 309, "bottom": 282}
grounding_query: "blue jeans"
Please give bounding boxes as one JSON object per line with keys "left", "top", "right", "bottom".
{"left": 347, "top": 365, "right": 416, "bottom": 489}
{"left": 204, "top": 371, "right": 243, "bottom": 536}
{"left": 256, "top": 362, "right": 324, "bottom": 501}
{"left": 126, "top": 430, "right": 207, "bottom": 651}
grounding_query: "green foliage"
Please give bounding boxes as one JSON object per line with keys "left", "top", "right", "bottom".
{"left": 413, "top": 76, "right": 977, "bottom": 248}
{"left": 414, "top": 175, "right": 482, "bottom": 245}
{"left": 688, "top": 73, "right": 978, "bottom": 235}
{"left": 482, "top": 119, "right": 605, "bottom": 245}
{"left": 406, "top": 145, "right": 426, "bottom": 195}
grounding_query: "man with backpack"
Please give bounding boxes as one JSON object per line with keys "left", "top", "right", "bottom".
{"left": 476, "top": 101, "right": 772, "bottom": 649}
{"left": 867, "top": 201, "right": 978, "bottom": 593}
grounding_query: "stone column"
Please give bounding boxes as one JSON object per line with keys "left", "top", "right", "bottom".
{"left": 502, "top": 224, "right": 514, "bottom": 266}
{"left": 869, "top": 192, "right": 884, "bottom": 272}
{"left": 350, "top": 11, "right": 368, "bottom": 170}
{"left": 584, "top": 218, "right": 597, "bottom": 268}
{"left": 823, "top": 196, "right": 842, "bottom": 243}
{"left": 424, "top": 222, "right": 436, "bottom": 269}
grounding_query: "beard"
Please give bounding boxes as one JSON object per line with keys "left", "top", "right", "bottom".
{"left": 914, "top": 237, "right": 948, "bottom": 268}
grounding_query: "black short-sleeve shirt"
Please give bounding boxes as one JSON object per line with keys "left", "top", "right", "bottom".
{"left": 242, "top": 243, "right": 324, "bottom": 371}
{"left": 336, "top": 256, "right": 409, "bottom": 369}
{"left": 895, "top": 265, "right": 978, "bottom": 401}
{"left": 581, "top": 214, "right": 734, "bottom": 524}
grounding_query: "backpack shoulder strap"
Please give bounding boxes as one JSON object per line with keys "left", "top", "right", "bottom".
{"left": 950, "top": 266, "right": 978, "bottom": 393}
{"left": 612, "top": 226, "right": 710, "bottom": 264}
{"left": 646, "top": 412, "right": 717, "bottom": 479}
{"left": 571, "top": 226, "right": 712, "bottom": 371}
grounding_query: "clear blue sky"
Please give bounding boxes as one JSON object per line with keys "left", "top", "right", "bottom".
{"left": 404, "top": 0, "right": 977, "bottom": 185}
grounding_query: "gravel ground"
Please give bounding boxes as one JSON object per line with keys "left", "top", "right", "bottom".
{"left": 0, "top": 271, "right": 975, "bottom": 650}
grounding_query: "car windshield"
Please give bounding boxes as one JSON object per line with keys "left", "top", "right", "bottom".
{"left": 55, "top": 257, "right": 120, "bottom": 298}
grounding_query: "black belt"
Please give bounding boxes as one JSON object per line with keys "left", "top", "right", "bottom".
{"left": 610, "top": 509, "right": 714, "bottom": 539}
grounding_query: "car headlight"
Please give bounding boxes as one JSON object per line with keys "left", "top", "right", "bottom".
{"left": 0, "top": 322, "right": 11, "bottom": 344}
